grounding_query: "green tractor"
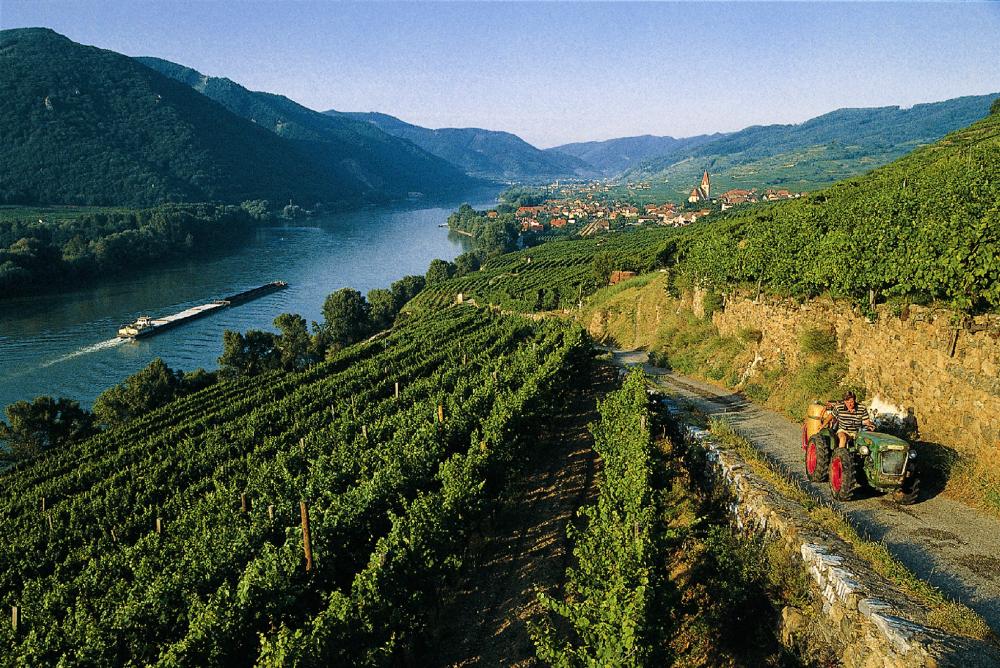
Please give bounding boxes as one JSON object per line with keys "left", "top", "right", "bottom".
{"left": 802, "top": 404, "right": 919, "bottom": 504}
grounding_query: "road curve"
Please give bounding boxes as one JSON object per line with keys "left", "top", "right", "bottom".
{"left": 611, "top": 348, "right": 1000, "bottom": 635}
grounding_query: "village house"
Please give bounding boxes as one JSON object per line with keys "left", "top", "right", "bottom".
{"left": 550, "top": 217, "right": 568, "bottom": 229}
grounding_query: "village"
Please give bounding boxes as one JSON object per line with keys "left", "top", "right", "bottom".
{"left": 501, "top": 171, "right": 803, "bottom": 237}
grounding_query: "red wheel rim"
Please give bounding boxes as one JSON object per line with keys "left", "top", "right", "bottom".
{"left": 806, "top": 443, "right": 817, "bottom": 475}
{"left": 831, "top": 458, "right": 843, "bottom": 492}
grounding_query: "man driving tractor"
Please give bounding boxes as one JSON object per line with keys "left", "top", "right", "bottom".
{"left": 825, "top": 391, "right": 875, "bottom": 448}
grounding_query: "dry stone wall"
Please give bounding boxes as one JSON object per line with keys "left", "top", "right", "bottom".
{"left": 712, "top": 295, "right": 1000, "bottom": 458}
{"left": 687, "top": 425, "right": 1000, "bottom": 668}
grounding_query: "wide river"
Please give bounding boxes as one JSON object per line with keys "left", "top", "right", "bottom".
{"left": 0, "top": 193, "right": 496, "bottom": 409}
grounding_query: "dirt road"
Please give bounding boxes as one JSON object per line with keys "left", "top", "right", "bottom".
{"left": 424, "top": 366, "right": 614, "bottom": 666}
{"left": 612, "top": 349, "right": 1000, "bottom": 635}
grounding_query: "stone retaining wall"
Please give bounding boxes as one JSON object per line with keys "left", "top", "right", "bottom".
{"left": 686, "top": 425, "right": 1000, "bottom": 668}
{"left": 710, "top": 294, "right": 1000, "bottom": 457}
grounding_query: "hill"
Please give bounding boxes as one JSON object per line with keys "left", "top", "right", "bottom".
{"left": 624, "top": 93, "right": 1000, "bottom": 196}
{"left": 332, "top": 111, "right": 594, "bottom": 183}
{"left": 546, "top": 133, "right": 723, "bottom": 177}
{"left": 0, "top": 29, "right": 473, "bottom": 207}
{"left": 137, "top": 57, "right": 478, "bottom": 200}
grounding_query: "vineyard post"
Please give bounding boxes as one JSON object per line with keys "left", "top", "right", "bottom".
{"left": 299, "top": 437, "right": 305, "bottom": 452}
{"left": 300, "top": 501, "right": 313, "bottom": 572}
{"left": 330, "top": 405, "right": 335, "bottom": 419}
{"left": 640, "top": 415, "right": 647, "bottom": 431}
{"left": 46, "top": 513, "right": 52, "bottom": 531}
{"left": 241, "top": 494, "right": 247, "bottom": 513}
{"left": 111, "top": 528, "right": 118, "bottom": 542}
{"left": 40, "top": 497, "right": 45, "bottom": 513}
{"left": 268, "top": 505, "right": 274, "bottom": 520}
{"left": 362, "top": 425, "right": 367, "bottom": 439}
{"left": 437, "top": 404, "right": 444, "bottom": 424}
{"left": 11, "top": 606, "right": 17, "bottom": 633}
{"left": 395, "top": 381, "right": 399, "bottom": 398}
{"left": 156, "top": 517, "right": 162, "bottom": 534}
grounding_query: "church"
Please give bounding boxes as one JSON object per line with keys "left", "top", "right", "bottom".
{"left": 687, "top": 170, "right": 711, "bottom": 203}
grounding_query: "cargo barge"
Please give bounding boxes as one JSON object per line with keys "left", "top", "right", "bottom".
{"left": 117, "top": 281, "right": 288, "bottom": 339}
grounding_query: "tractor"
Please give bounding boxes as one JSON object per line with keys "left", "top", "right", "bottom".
{"left": 802, "top": 403, "right": 919, "bottom": 504}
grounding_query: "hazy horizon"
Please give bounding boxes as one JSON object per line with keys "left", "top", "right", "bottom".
{"left": 3, "top": 1, "right": 999, "bottom": 147}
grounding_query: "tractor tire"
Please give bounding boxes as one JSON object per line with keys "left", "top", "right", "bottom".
{"left": 893, "top": 472, "right": 920, "bottom": 505}
{"left": 805, "top": 434, "right": 830, "bottom": 482}
{"left": 829, "top": 448, "right": 856, "bottom": 501}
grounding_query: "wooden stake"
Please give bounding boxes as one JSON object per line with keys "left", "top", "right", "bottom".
{"left": 437, "top": 404, "right": 444, "bottom": 424}
{"left": 155, "top": 517, "right": 162, "bottom": 534}
{"left": 362, "top": 425, "right": 367, "bottom": 439}
{"left": 268, "top": 505, "right": 274, "bottom": 520}
{"left": 241, "top": 494, "right": 247, "bottom": 513}
{"left": 40, "top": 497, "right": 45, "bottom": 513}
{"left": 11, "top": 606, "right": 18, "bottom": 633}
{"left": 300, "top": 501, "right": 313, "bottom": 572}
{"left": 300, "top": 437, "right": 305, "bottom": 451}
{"left": 331, "top": 405, "right": 335, "bottom": 418}
{"left": 640, "top": 415, "right": 647, "bottom": 430}
{"left": 395, "top": 381, "right": 399, "bottom": 398}
{"left": 111, "top": 528, "right": 118, "bottom": 542}
{"left": 46, "top": 513, "right": 52, "bottom": 531}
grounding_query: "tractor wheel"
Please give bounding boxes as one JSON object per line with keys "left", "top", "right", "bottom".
{"left": 805, "top": 434, "right": 830, "bottom": 482}
{"left": 829, "top": 448, "right": 856, "bottom": 501}
{"left": 893, "top": 472, "right": 920, "bottom": 505}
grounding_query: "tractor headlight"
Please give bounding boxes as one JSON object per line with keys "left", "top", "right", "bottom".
{"left": 908, "top": 450, "right": 917, "bottom": 459}
{"left": 858, "top": 445, "right": 870, "bottom": 456}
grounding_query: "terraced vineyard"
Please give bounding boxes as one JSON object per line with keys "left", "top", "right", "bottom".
{"left": 410, "top": 227, "right": 678, "bottom": 312}
{"left": 0, "top": 307, "right": 587, "bottom": 665}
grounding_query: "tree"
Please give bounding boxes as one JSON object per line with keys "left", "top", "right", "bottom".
{"left": 93, "top": 358, "right": 182, "bottom": 426}
{"left": 274, "top": 313, "right": 312, "bottom": 371}
{"left": 390, "top": 275, "right": 426, "bottom": 310}
{"left": 477, "top": 219, "right": 518, "bottom": 256}
{"left": 367, "top": 288, "right": 397, "bottom": 331}
{"left": 425, "top": 258, "right": 455, "bottom": 285}
{"left": 218, "top": 330, "right": 280, "bottom": 380}
{"left": 1, "top": 396, "right": 95, "bottom": 461}
{"left": 321, "top": 288, "right": 371, "bottom": 349}
{"left": 592, "top": 251, "right": 615, "bottom": 286}
{"left": 453, "top": 251, "right": 481, "bottom": 278}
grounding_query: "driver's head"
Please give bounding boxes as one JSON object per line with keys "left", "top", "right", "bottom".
{"left": 844, "top": 391, "right": 856, "bottom": 410}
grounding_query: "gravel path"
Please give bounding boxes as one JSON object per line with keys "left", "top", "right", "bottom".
{"left": 611, "top": 348, "right": 1000, "bottom": 635}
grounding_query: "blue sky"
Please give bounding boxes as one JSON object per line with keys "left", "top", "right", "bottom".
{"left": 3, "top": 1, "right": 999, "bottom": 147}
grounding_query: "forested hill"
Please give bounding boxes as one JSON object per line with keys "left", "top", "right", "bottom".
{"left": 332, "top": 111, "right": 595, "bottom": 183}
{"left": 546, "top": 133, "right": 723, "bottom": 177}
{"left": 0, "top": 29, "right": 473, "bottom": 207}
{"left": 137, "top": 57, "right": 477, "bottom": 200}
{"left": 623, "top": 93, "right": 1000, "bottom": 195}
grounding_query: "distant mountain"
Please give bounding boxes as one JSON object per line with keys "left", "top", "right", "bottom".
{"left": 331, "top": 111, "right": 594, "bottom": 183}
{"left": 0, "top": 28, "right": 475, "bottom": 207}
{"left": 546, "top": 134, "right": 724, "bottom": 177}
{"left": 624, "top": 93, "right": 1000, "bottom": 197}
{"left": 138, "top": 57, "right": 477, "bottom": 200}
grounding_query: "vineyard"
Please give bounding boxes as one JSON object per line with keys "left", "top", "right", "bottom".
{"left": 408, "top": 228, "right": 677, "bottom": 313}
{"left": 0, "top": 307, "right": 588, "bottom": 665}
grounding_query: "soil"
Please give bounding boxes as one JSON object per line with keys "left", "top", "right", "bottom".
{"left": 422, "top": 364, "right": 616, "bottom": 666}
{"left": 611, "top": 348, "right": 1000, "bottom": 635}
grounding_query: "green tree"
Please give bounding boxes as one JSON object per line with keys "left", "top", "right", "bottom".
{"left": 321, "top": 288, "right": 371, "bottom": 349}
{"left": 390, "top": 275, "right": 426, "bottom": 310}
{"left": 453, "top": 251, "right": 481, "bottom": 277}
{"left": 218, "top": 330, "right": 280, "bottom": 380}
{"left": 592, "top": 251, "right": 615, "bottom": 286}
{"left": 425, "top": 258, "right": 456, "bottom": 285}
{"left": 367, "top": 288, "right": 397, "bottom": 331}
{"left": 93, "top": 358, "right": 182, "bottom": 426}
{"left": 274, "top": 313, "right": 313, "bottom": 371}
{"left": 1, "top": 396, "right": 95, "bottom": 461}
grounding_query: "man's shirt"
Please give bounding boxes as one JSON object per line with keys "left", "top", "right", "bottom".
{"left": 833, "top": 401, "right": 870, "bottom": 432}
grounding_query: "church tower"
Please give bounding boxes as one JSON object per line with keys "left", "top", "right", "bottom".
{"left": 699, "top": 171, "right": 710, "bottom": 200}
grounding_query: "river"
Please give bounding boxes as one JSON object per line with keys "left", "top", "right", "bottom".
{"left": 0, "top": 194, "right": 495, "bottom": 409}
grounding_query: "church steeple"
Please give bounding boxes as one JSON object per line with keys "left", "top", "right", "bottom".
{"left": 699, "top": 170, "right": 710, "bottom": 199}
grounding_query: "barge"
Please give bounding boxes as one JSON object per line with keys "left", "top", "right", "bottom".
{"left": 117, "top": 281, "right": 288, "bottom": 339}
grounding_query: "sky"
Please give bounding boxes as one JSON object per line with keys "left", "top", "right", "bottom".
{"left": 3, "top": 1, "right": 999, "bottom": 148}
